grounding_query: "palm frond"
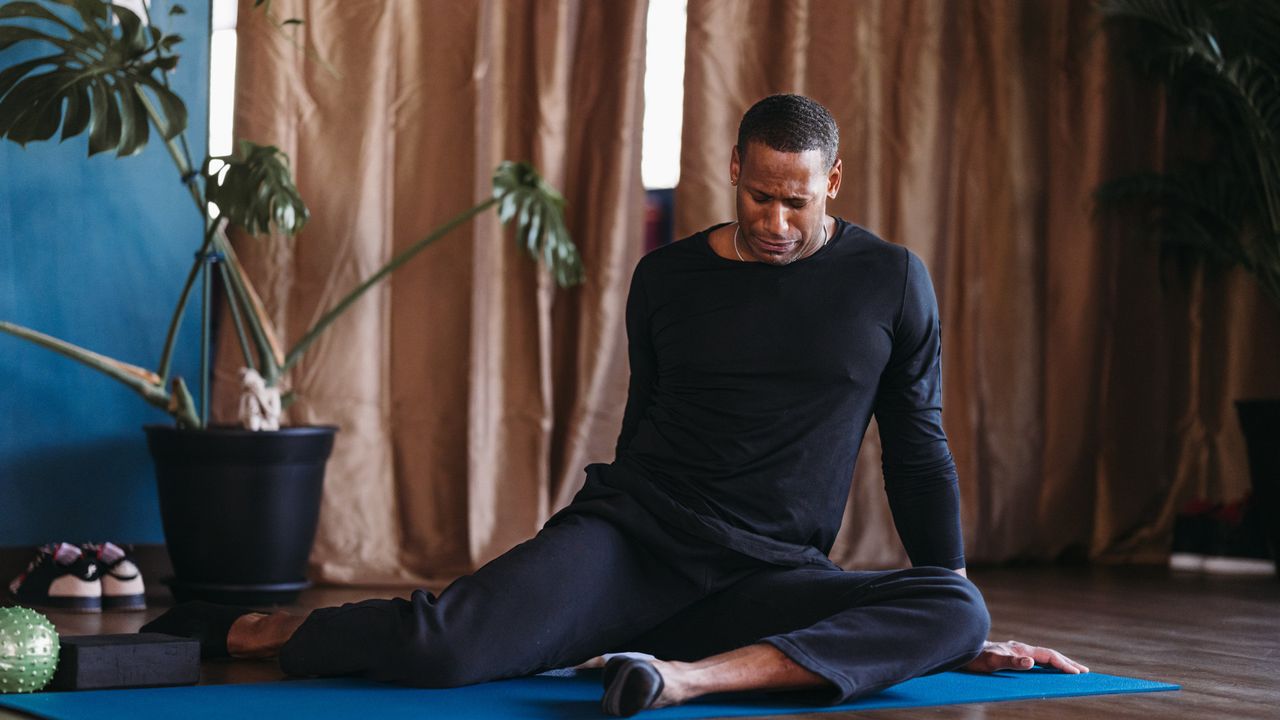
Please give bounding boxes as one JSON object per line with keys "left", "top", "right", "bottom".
{"left": 1097, "top": 0, "right": 1222, "bottom": 80}
{"left": 1097, "top": 0, "right": 1280, "bottom": 311}
{"left": 1250, "top": 232, "right": 1280, "bottom": 308}
{"left": 1096, "top": 171, "right": 1248, "bottom": 267}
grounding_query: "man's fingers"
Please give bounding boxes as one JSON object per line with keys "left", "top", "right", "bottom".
{"left": 1038, "top": 649, "right": 1079, "bottom": 674}
{"left": 1002, "top": 652, "right": 1033, "bottom": 670}
{"left": 982, "top": 641, "right": 1091, "bottom": 674}
{"left": 1008, "top": 640, "right": 1090, "bottom": 671}
{"left": 1027, "top": 645, "right": 1089, "bottom": 674}
{"left": 978, "top": 649, "right": 1032, "bottom": 672}
{"left": 966, "top": 641, "right": 1088, "bottom": 675}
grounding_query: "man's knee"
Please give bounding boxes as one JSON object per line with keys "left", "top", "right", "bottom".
{"left": 884, "top": 566, "right": 989, "bottom": 658}
{"left": 926, "top": 568, "right": 991, "bottom": 660}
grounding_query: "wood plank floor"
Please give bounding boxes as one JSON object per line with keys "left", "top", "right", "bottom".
{"left": 4, "top": 565, "right": 1277, "bottom": 719}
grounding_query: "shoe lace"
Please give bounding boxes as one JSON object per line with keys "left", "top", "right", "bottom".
{"left": 8, "top": 547, "right": 48, "bottom": 594}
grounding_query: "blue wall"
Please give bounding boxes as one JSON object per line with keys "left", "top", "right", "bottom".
{"left": 0, "top": 1, "right": 210, "bottom": 545}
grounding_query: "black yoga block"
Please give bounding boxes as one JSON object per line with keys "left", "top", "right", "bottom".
{"left": 48, "top": 633, "right": 200, "bottom": 691}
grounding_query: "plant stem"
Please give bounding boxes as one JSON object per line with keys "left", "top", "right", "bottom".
{"left": 200, "top": 248, "right": 212, "bottom": 427}
{"left": 281, "top": 197, "right": 499, "bottom": 373}
{"left": 141, "top": 1, "right": 199, "bottom": 188}
{"left": 169, "top": 377, "right": 200, "bottom": 428}
{"left": 0, "top": 321, "right": 170, "bottom": 410}
{"left": 134, "top": 88, "right": 202, "bottom": 213}
{"left": 158, "top": 221, "right": 218, "bottom": 383}
{"left": 212, "top": 232, "right": 284, "bottom": 382}
{"left": 218, "top": 261, "right": 256, "bottom": 373}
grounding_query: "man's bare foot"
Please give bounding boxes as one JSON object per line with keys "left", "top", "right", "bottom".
{"left": 647, "top": 659, "right": 696, "bottom": 707}
{"left": 601, "top": 644, "right": 827, "bottom": 716}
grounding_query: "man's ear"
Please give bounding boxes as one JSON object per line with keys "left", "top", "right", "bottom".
{"left": 730, "top": 145, "right": 741, "bottom": 186}
{"left": 827, "top": 158, "right": 842, "bottom": 199}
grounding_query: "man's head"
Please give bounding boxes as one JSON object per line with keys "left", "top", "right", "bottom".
{"left": 736, "top": 94, "right": 840, "bottom": 170}
{"left": 730, "top": 94, "right": 842, "bottom": 266}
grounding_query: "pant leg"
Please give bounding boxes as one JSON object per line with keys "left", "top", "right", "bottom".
{"left": 279, "top": 511, "right": 706, "bottom": 687}
{"left": 623, "top": 565, "right": 990, "bottom": 703}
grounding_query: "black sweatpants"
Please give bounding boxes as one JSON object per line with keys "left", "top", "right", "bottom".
{"left": 278, "top": 486, "right": 990, "bottom": 704}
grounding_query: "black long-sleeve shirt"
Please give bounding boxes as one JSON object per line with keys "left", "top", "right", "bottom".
{"left": 592, "top": 219, "right": 964, "bottom": 570}
{"left": 273, "top": 218, "right": 965, "bottom": 683}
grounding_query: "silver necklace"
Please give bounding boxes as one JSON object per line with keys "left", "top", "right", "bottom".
{"left": 732, "top": 221, "right": 829, "bottom": 262}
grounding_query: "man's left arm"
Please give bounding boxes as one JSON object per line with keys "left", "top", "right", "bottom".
{"left": 874, "top": 250, "right": 964, "bottom": 572}
{"left": 875, "top": 250, "right": 1088, "bottom": 676}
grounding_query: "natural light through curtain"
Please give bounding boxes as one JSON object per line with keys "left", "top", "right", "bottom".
{"left": 641, "top": 0, "right": 686, "bottom": 189}
{"left": 204, "top": 0, "right": 682, "bottom": 188}
{"left": 209, "top": 0, "right": 237, "bottom": 158}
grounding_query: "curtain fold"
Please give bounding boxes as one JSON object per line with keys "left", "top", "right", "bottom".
{"left": 679, "top": 0, "right": 1280, "bottom": 567}
{"left": 216, "top": 0, "right": 647, "bottom": 583}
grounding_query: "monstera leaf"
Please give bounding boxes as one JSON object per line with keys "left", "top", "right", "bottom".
{"left": 0, "top": 2, "right": 588, "bottom": 427}
{"left": 205, "top": 140, "right": 309, "bottom": 236}
{"left": 0, "top": 0, "right": 187, "bottom": 156}
{"left": 494, "top": 161, "right": 584, "bottom": 288}
{"left": 279, "top": 162, "right": 584, "bottom": 373}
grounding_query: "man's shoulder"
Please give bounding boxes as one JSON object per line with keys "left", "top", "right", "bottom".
{"left": 829, "top": 219, "right": 912, "bottom": 270}
{"left": 636, "top": 223, "right": 727, "bottom": 271}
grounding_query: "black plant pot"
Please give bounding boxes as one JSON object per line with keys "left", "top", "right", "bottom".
{"left": 1235, "top": 399, "right": 1280, "bottom": 578}
{"left": 144, "top": 424, "right": 337, "bottom": 605}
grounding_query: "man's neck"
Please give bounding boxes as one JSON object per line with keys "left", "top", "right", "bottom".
{"left": 708, "top": 217, "right": 834, "bottom": 262}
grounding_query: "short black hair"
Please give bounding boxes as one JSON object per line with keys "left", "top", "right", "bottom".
{"left": 737, "top": 94, "right": 840, "bottom": 169}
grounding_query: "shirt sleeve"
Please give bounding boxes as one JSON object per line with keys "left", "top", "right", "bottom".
{"left": 615, "top": 259, "right": 657, "bottom": 457}
{"left": 873, "top": 249, "right": 965, "bottom": 570}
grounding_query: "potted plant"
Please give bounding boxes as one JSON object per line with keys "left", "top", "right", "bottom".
{"left": 1097, "top": 0, "right": 1280, "bottom": 573}
{"left": 0, "top": 0, "right": 583, "bottom": 603}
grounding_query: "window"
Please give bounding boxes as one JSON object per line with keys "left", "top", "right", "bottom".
{"left": 203, "top": 1, "right": 689, "bottom": 191}
{"left": 641, "top": 0, "right": 686, "bottom": 190}
{"left": 209, "top": 0, "right": 237, "bottom": 158}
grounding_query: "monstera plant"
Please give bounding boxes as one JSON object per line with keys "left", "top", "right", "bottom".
{"left": 0, "top": 0, "right": 583, "bottom": 602}
{"left": 1097, "top": 0, "right": 1280, "bottom": 574}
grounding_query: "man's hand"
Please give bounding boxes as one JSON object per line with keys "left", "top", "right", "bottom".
{"left": 963, "top": 640, "right": 1089, "bottom": 674}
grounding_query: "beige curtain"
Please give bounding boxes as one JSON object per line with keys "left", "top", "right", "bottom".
{"left": 215, "top": 0, "right": 647, "bottom": 584}
{"left": 679, "top": 0, "right": 1280, "bottom": 567}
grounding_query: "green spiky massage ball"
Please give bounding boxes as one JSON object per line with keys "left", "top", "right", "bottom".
{"left": 0, "top": 607, "right": 60, "bottom": 693}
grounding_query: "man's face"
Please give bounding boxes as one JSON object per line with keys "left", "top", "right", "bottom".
{"left": 730, "top": 141, "right": 841, "bottom": 266}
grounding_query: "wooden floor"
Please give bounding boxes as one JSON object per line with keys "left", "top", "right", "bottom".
{"left": 5, "top": 565, "right": 1277, "bottom": 719}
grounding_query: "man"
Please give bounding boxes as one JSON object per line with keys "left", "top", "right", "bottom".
{"left": 145, "top": 94, "right": 1085, "bottom": 717}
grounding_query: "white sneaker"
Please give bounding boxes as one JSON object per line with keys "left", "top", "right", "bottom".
{"left": 83, "top": 542, "right": 146, "bottom": 611}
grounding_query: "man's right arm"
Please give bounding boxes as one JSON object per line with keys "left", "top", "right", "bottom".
{"left": 615, "top": 261, "right": 657, "bottom": 457}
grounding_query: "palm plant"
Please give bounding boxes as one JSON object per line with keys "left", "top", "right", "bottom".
{"left": 1096, "top": 0, "right": 1280, "bottom": 310}
{"left": 0, "top": 0, "right": 583, "bottom": 429}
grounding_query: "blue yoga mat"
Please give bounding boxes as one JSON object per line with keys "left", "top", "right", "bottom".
{"left": 0, "top": 668, "right": 1177, "bottom": 719}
